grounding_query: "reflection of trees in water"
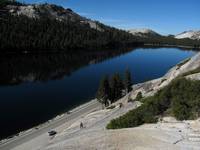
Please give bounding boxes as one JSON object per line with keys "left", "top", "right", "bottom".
{"left": 0, "top": 47, "right": 135, "bottom": 85}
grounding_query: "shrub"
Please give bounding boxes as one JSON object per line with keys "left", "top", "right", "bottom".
{"left": 136, "top": 92, "right": 143, "bottom": 101}
{"left": 107, "top": 78, "right": 200, "bottom": 129}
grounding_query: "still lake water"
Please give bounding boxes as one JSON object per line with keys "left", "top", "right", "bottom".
{"left": 0, "top": 47, "right": 195, "bottom": 139}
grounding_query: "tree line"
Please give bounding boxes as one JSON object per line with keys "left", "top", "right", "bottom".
{"left": 96, "top": 69, "right": 132, "bottom": 106}
{"left": 137, "top": 36, "right": 200, "bottom": 49}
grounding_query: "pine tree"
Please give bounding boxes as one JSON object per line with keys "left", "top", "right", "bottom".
{"left": 124, "top": 69, "right": 132, "bottom": 94}
{"left": 110, "top": 73, "right": 123, "bottom": 103}
{"left": 110, "top": 75, "right": 116, "bottom": 103}
{"left": 96, "top": 75, "right": 110, "bottom": 106}
{"left": 116, "top": 73, "right": 124, "bottom": 97}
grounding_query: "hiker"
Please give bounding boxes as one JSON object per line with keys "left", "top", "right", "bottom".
{"left": 80, "top": 122, "right": 83, "bottom": 129}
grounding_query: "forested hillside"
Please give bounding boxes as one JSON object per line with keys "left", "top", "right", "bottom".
{"left": 0, "top": 1, "right": 141, "bottom": 53}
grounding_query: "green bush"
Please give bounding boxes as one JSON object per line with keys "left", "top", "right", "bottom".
{"left": 136, "top": 92, "right": 143, "bottom": 101}
{"left": 107, "top": 78, "right": 200, "bottom": 129}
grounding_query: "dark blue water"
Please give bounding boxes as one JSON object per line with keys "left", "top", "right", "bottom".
{"left": 0, "top": 47, "right": 195, "bottom": 139}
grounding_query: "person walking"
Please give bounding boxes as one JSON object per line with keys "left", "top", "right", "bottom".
{"left": 80, "top": 122, "right": 83, "bottom": 129}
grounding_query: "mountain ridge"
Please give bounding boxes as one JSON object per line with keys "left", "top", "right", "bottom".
{"left": 128, "top": 28, "right": 161, "bottom": 38}
{"left": 175, "top": 30, "right": 200, "bottom": 40}
{"left": 4, "top": 3, "right": 104, "bottom": 31}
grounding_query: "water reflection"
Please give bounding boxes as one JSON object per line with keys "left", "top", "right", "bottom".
{"left": 0, "top": 48, "right": 134, "bottom": 86}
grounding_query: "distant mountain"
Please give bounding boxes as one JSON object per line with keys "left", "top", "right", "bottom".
{"left": 175, "top": 30, "right": 200, "bottom": 40}
{"left": 128, "top": 28, "right": 161, "bottom": 38}
{"left": 127, "top": 28, "right": 200, "bottom": 48}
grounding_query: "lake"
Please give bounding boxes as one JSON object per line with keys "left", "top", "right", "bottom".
{"left": 0, "top": 47, "right": 195, "bottom": 139}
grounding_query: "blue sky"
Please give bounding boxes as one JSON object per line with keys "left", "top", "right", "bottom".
{"left": 22, "top": 0, "right": 199, "bottom": 35}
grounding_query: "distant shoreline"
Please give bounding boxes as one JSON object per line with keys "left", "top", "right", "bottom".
{"left": 0, "top": 44, "right": 199, "bottom": 55}
{"left": 144, "top": 43, "right": 200, "bottom": 50}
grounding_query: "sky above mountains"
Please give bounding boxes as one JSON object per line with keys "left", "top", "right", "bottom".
{"left": 22, "top": 0, "right": 199, "bottom": 35}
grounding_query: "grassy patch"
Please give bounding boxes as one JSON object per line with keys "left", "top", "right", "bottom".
{"left": 107, "top": 78, "right": 200, "bottom": 129}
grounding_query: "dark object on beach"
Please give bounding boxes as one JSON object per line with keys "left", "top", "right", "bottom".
{"left": 80, "top": 122, "right": 83, "bottom": 129}
{"left": 48, "top": 130, "right": 57, "bottom": 136}
{"left": 119, "top": 103, "right": 123, "bottom": 108}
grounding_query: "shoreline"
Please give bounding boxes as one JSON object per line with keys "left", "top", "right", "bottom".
{"left": 1, "top": 44, "right": 199, "bottom": 56}
{"left": 0, "top": 99, "right": 101, "bottom": 149}
{"left": 144, "top": 43, "right": 200, "bottom": 50}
